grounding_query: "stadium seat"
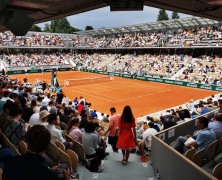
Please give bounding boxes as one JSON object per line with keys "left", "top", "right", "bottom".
{"left": 55, "top": 140, "right": 66, "bottom": 152}
{"left": 192, "top": 148, "right": 205, "bottom": 167}
{"left": 18, "top": 140, "right": 27, "bottom": 155}
{"left": 65, "top": 134, "right": 74, "bottom": 143}
{"left": 1, "top": 132, "right": 20, "bottom": 156}
{"left": 66, "top": 149, "right": 78, "bottom": 173}
{"left": 72, "top": 140, "right": 86, "bottom": 164}
{"left": 212, "top": 163, "right": 222, "bottom": 179}
{"left": 184, "top": 148, "right": 195, "bottom": 160}
{"left": 57, "top": 147, "right": 72, "bottom": 173}
{"left": 46, "top": 142, "right": 59, "bottom": 164}
{"left": 205, "top": 140, "right": 218, "bottom": 163}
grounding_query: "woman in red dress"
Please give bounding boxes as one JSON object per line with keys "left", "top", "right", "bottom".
{"left": 116, "top": 105, "right": 137, "bottom": 164}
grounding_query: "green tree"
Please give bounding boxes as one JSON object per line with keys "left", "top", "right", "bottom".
{"left": 50, "top": 17, "right": 80, "bottom": 33}
{"left": 157, "top": 9, "right": 169, "bottom": 21}
{"left": 30, "top": 25, "right": 42, "bottom": 32}
{"left": 50, "top": 19, "right": 58, "bottom": 33}
{"left": 70, "top": 26, "right": 81, "bottom": 33}
{"left": 43, "top": 23, "right": 51, "bottom": 32}
{"left": 85, "top": 26, "right": 94, "bottom": 31}
{"left": 172, "top": 12, "right": 180, "bottom": 19}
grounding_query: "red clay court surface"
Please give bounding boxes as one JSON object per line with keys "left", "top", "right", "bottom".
{"left": 10, "top": 71, "right": 218, "bottom": 119}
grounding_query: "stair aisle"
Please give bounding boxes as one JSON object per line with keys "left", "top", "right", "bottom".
{"left": 77, "top": 151, "right": 157, "bottom": 180}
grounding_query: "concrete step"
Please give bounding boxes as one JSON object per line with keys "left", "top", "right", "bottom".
{"left": 76, "top": 152, "right": 156, "bottom": 180}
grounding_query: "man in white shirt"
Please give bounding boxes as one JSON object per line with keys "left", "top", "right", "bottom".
{"left": 137, "top": 124, "right": 158, "bottom": 155}
{"left": 29, "top": 106, "right": 48, "bottom": 127}
{"left": 46, "top": 113, "right": 73, "bottom": 149}
{"left": 0, "top": 91, "right": 10, "bottom": 102}
{"left": 41, "top": 93, "right": 51, "bottom": 107}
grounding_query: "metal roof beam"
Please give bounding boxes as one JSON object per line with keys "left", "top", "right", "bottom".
{"left": 174, "top": 20, "right": 185, "bottom": 28}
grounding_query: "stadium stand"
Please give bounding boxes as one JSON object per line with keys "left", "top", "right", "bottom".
{"left": 1, "top": 16, "right": 222, "bottom": 180}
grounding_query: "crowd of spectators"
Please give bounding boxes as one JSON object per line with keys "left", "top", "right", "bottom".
{"left": 1, "top": 26, "right": 222, "bottom": 48}
{"left": 2, "top": 52, "right": 70, "bottom": 67}
{"left": 169, "top": 27, "right": 222, "bottom": 47}
{"left": 0, "top": 31, "right": 68, "bottom": 47}
{"left": 72, "top": 35, "right": 108, "bottom": 48}
{"left": 177, "top": 55, "right": 222, "bottom": 85}
{"left": 135, "top": 95, "right": 222, "bottom": 156}
{"left": 106, "top": 54, "right": 189, "bottom": 77}
{"left": 0, "top": 65, "right": 221, "bottom": 178}
{"left": 1, "top": 50, "right": 222, "bottom": 85}
{"left": 0, "top": 74, "right": 113, "bottom": 178}
{"left": 106, "top": 32, "right": 167, "bottom": 48}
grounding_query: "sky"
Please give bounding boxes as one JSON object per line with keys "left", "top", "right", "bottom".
{"left": 38, "top": 6, "right": 191, "bottom": 31}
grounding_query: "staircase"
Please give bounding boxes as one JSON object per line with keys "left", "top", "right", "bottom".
{"left": 76, "top": 149, "right": 157, "bottom": 180}
{"left": 170, "top": 67, "right": 187, "bottom": 80}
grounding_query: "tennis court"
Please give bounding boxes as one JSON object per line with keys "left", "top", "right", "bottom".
{"left": 10, "top": 71, "right": 218, "bottom": 118}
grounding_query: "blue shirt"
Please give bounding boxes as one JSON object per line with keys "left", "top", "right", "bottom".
{"left": 194, "top": 128, "right": 216, "bottom": 151}
{"left": 208, "top": 121, "right": 222, "bottom": 139}
{"left": 200, "top": 107, "right": 210, "bottom": 115}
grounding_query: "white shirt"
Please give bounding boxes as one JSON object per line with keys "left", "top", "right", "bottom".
{"left": 41, "top": 96, "right": 50, "bottom": 106}
{"left": 46, "top": 124, "right": 65, "bottom": 143}
{"left": 143, "top": 128, "right": 158, "bottom": 148}
{"left": 0, "top": 97, "right": 10, "bottom": 102}
{"left": 36, "top": 121, "right": 48, "bottom": 127}
{"left": 29, "top": 113, "right": 40, "bottom": 127}
{"left": 142, "top": 128, "right": 158, "bottom": 141}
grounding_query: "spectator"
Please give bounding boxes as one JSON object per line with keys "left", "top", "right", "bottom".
{"left": 208, "top": 113, "right": 222, "bottom": 139}
{"left": 36, "top": 110, "right": 50, "bottom": 126}
{"left": 105, "top": 107, "right": 120, "bottom": 152}
{"left": 82, "top": 122, "right": 104, "bottom": 172}
{"left": 116, "top": 105, "right": 137, "bottom": 165}
{"left": 172, "top": 117, "right": 216, "bottom": 154}
{"left": 137, "top": 124, "right": 157, "bottom": 155}
{"left": 0, "top": 100, "right": 13, "bottom": 129}
{"left": 2, "top": 125, "right": 70, "bottom": 180}
{"left": 46, "top": 113, "right": 72, "bottom": 149}
{"left": 2, "top": 103, "right": 28, "bottom": 145}
{"left": 66, "top": 118, "right": 82, "bottom": 143}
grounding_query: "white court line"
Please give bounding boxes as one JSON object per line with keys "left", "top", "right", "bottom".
{"left": 72, "top": 81, "right": 167, "bottom": 98}
{"left": 72, "top": 86, "right": 120, "bottom": 100}
{"left": 94, "top": 82, "right": 169, "bottom": 92}
{"left": 113, "top": 90, "right": 171, "bottom": 102}
{"left": 127, "top": 82, "right": 169, "bottom": 91}
{"left": 63, "top": 87, "right": 118, "bottom": 102}
{"left": 73, "top": 84, "right": 165, "bottom": 94}
{"left": 63, "top": 86, "right": 171, "bottom": 103}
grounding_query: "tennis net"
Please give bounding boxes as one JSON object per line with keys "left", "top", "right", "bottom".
{"left": 64, "top": 75, "right": 114, "bottom": 87}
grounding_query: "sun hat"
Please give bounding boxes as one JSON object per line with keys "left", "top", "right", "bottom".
{"left": 39, "top": 110, "right": 50, "bottom": 120}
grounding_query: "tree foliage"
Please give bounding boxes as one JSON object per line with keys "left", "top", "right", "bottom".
{"left": 85, "top": 26, "right": 94, "bottom": 31}
{"left": 172, "top": 12, "right": 180, "bottom": 19}
{"left": 30, "top": 25, "right": 42, "bottom": 32}
{"left": 157, "top": 9, "right": 169, "bottom": 21}
{"left": 43, "top": 23, "right": 51, "bottom": 32}
{"left": 42, "top": 17, "right": 81, "bottom": 33}
{"left": 50, "top": 17, "right": 80, "bottom": 33}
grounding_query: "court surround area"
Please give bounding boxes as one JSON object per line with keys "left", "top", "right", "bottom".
{"left": 10, "top": 71, "right": 218, "bottom": 118}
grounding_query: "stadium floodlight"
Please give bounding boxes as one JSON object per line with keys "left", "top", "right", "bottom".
{"left": 110, "top": 0, "right": 144, "bottom": 11}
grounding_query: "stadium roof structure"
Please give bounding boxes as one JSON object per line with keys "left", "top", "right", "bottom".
{"left": 1, "top": 0, "right": 222, "bottom": 33}
{"left": 79, "top": 17, "right": 221, "bottom": 36}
